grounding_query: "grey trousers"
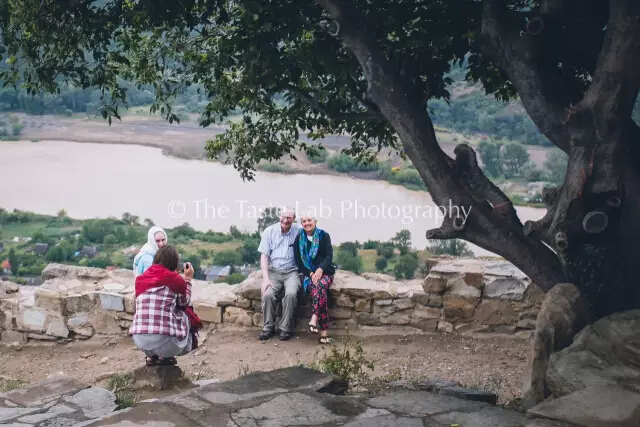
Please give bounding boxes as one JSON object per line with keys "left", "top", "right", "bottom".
{"left": 132, "top": 333, "right": 192, "bottom": 358}
{"left": 261, "top": 268, "right": 301, "bottom": 333}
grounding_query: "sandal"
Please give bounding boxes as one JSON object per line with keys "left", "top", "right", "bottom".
{"left": 319, "top": 336, "right": 331, "bottom": 345}
{"left": 308, "top": 323, "right": 319, "bottom": 334}
{"left": 157, "top": 357, "right": 177, "bottom": 365}
{"left": 145, "top": 356, "right": 158, "bottom": 366}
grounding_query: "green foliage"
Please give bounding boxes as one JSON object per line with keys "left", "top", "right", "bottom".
{"left": 307, "top": 147, "right": 329, "bottom": 164}
{"left": 106, "top": 373, "right": 139, "bottom": 410}
{"left": 522, "top": 161, "right": 544, "bottom": 182}
{"left": 335, "top": 248, "right": 363, "bottom": 274}
{"left": 477, "top": 140, "right": 502, "bottom": 178}
{"left": 308, "top": 330, "right": 374, "bottom": 384}
{"left": 225, "top": 272, "right": 246, "bottom": 284}
{"left": 11, "top": 123, "right": 23, "bottom": 136}
{"left": 501, "top": 142, "right": 530, "bottom": 178}
{"left": 374, "top": 256, "right": 388, "bottom": 272}
{"left": 213, "top": 250, "right": 242, "bottom": 267}
{"left": 390, "top": 230, "right": 411, "bottom": 255}
{"left": 327, "top": 153, "right": 380, "bottom": 173}
{"left": 544, "top": 148, "right": 568, "bottom": 185}
{"left": 103, "top": 234, "right": 118, "bottom": 245}
{"left": 338, "top": 241, "right": 359, "bottom": 257}
{"left": 257, "top": 207, "right": 280, "bottom": 233}
{"left": 362, "top": 240, "right": 381, "bottom": 250}
{"left": 8, "top": 248, "right": 19, "bottom": 276}
{"left": 87, "top": 256, "right": 113, "bottom": 269}
{"left": 393, "top": 253, "right": 419, "bottom": 279}
{"left": 239, "top": 239, "right": 259, "bottom": 264}
{"left": 376, "top": 243, "right": 396, "bottom": 259}
{"left": 0, "top": 378, "right": 23, "bottom": 392}
{"left": 427, "top": 239, "right": 474, "bottom": 257}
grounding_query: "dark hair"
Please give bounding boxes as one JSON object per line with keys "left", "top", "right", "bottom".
{"left": 153, "top": 245, "right": 179, "bottom": 271}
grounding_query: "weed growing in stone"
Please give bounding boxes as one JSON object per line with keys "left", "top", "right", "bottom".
{"left": 307, "top": 329, "right": 375, "bottom": 385}
{"left": 0, "top": 377, "right": 23, "bottom": 392}
{"left": 107, "top": 373, "right": 139, "bottom": 409}
{"left": 236, "top": 363, "right": 252, "bottom": 378}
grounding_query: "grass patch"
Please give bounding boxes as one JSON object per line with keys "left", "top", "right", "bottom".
{"left": 236, "top": 363, "right": 253, "bottom": 378}
{"left": 0, "top": 377, "right": 24, "bottom": 392}
{"left": 106, "top": 373, "right": 140, "bottom": 409}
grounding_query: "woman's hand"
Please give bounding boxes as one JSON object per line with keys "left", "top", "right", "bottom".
{"left": 184, "top": 262, "right": 194, "bottom": 280}
{"left": 312, "top": 268, "right": 323, "bottom": 284}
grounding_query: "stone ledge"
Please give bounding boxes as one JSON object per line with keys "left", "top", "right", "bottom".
{"left": 1, "top": 258, "right": 542, "bottom": 343}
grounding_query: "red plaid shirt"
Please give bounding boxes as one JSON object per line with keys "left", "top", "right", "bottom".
{"left": 129, "top": 281, "right": 192, "bottom": 339}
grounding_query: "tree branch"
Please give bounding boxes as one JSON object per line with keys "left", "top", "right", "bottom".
{"left": 282, "top": 83, "right": 384, "bottom": 124}
{"left": 316, "top": 0, "right": 565, "bottom": 290}
{"left": 481, "top": 0, "right": 572, "bottom": 154}
{"left": 580, "top": 1, "right": 640, "bottom": 124}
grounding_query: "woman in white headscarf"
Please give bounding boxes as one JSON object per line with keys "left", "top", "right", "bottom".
{"left": 133, "top": 226, "right": 168, "bottom": 277}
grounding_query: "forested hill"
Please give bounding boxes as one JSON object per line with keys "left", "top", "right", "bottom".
{"left": 1, "top": 62, "right": 638, "bottom": 147}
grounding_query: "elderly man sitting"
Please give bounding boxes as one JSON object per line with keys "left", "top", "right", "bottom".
{"left": 257, "top": 206, "right": 302, "bottom": 341}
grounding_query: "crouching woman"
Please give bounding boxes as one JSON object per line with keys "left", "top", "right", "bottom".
{"left": 129, "top": 245, "right": 196, "bottom": 366}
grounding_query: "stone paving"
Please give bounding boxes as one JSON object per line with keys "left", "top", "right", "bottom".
{"left": 0, "top": 367, "right": 583, "bottom": 427}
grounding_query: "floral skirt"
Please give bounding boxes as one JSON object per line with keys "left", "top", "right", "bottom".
{"left": 308, "top": 274, "right": 334, "bottom": 330}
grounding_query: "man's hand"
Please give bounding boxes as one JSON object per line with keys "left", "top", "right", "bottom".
{"left": 184, "top": 262, "right": 194, "bottom": 280}
{"left": 311, "top": 268, "right": 323, "bottom": 285}
{"left": 261, "top": 279, "right": 273, "bottom": 296}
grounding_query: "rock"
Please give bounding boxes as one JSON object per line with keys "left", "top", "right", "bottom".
{"left": 517, "top": 318, "right": 537, "bottom": 330}
{"left": 411, "top": 305, "right": 440, "bottom": 320}
{"left": 463, "top": 271, "right": 484, "bottom": 288}
{"left": 367, "top": 390, "right": 486, "bottom": 417}
{"left": 42, "top": 263, "right": 108, "bottom": 282}
{"left": 252, "top": 299, "right": 262, "bottom": 313}
{"left": 89, "top": 311, "right": 122, "bottom": 335}
{"left": 428, "top": 294, "right": 443, "bottom": 308}
{"left": 435, "top": 406, "right": 528, "bottom": 427}
{"left": 437, "top": 321, "right": 454, "bottom": 333}
{"left": 15, "top": 403, "right": 75, "bottom": 424}
{"left": 27, "top": 333, "right": 58, "bottom": 341}
{"left": 410, "top": 289, "right": 430, "bottom": 306}
{"left": 193, "top": 303, "right": 222, "bottom": 324}
{"left": 328, "top": 307, "right": 353, "bottom": 320}
{"left": 66, "top": 293, "right": 95, "bottom": 313}
{"left": 97, "top": 292, "right": 124, "bottom": 312}
{"left": 355, "top": 312, "right": 380, "bottom": 326}
{"left": 46, "top": 316, "right": 69, "bottom": 338}
{"left": 252, "top": 312, "right": 263, "bottom": 327}
{"left": 361, "top": 272, "right": 396, "bottom": 282}
{"left": 410, "top": 318, "right": 438, "bottom": 331}
{"left": 446, "top": 277, "right": 482, "bottom": 298}
{"left": 100, "top": 356, "right": 109, "bottom": 364}
{"left": 519, "top": 309, "right": 540, "bottom": 321}
{"left": 235, "top": 297, "right": 252, "bottom": 309}
{"left": 232, "top": 274, "right": 262, "bottom": 300}
{"left": 379, "top": 311, "right": 411, "bottom": 325}
{"left": 491, "top": 325, "right": 516, "bottom": 334}
{"left": 523, "top": 283, "right": 546, "bottom": 306}
{"left": 231, "top": 392, "right": 352, "bottom": 426}
{"left": 475, "top": 300, "right": 518, "bottom": 326}
{"left": 68, "top": 314, "right": 94, "bottom": 337}
{"left": 19, "top": 307, "right": 48, "bottom": 332}
{"left": 102, "top": 282, "right": 126, "bottom": 292}
{"left": 391, "top": 298, "right": 416, "bottom": 311}
{"left": 34, "top": 288, "right": 65, "bottom": 312}
{"left": 223, "top": 307, "right": 253, "bottom": 327}
{"left": 1, "top": 372, "right": 88, "bottom": 407}
{"left": 0, "top": 281, "right": 19, "bottom": 294}
{"left": 133, "top": 365, "right": 186, "bottom": 391}
{"left": 1, "top": 330, "right": 27, "bottom": 345}
{"left": 123, "top": 294, "right": 135, "bottom": 313}
{"left": 374, "top": 299, "right": 393, "bottom": 306}
{"left": 63, "top": 387, "right": 117, "bottom": 418}
{"left": 335, "top": 293, "right": 355, "bottom": 308}
{"left": 455, "top": 322, "right": 489, "bottom": 334}
{"left": 423, "top": 275, "right": 447, "bottom": 294}
{"left": 354, "top": 298, "right": 372, "bottom": 313}
{"left": 483, "top": 278, "right": 527, "bottom": 301}
{"left": 546, "top": 309, "right": 640, "bottom": 397}
{"left": 442, "top": 295, "right": 478, "bottom": 322}
{"left": 528, "top": 385, "right": 640, "bottom": 427}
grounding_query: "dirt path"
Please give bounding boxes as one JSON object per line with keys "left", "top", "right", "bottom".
{"left": 0, "top": 328, "right": 530, "bottom": 404}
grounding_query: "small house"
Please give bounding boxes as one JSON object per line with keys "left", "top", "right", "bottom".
{"left": 1, "top": 260, "right": 11, "bottom": 274}
{"left": 81, "top": 246, "right": 98, "bottom": 258}
{"left": 34, "top": 243, "right": 49, "bottom": 255}
{"left": 204, "top": 265, "right": 231, "bottom": 281}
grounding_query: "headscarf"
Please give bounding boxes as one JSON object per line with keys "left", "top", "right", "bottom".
{"left": 133, "top": 226, "right": 167, "bottom": 275}
{"left": 298, "top": 227, "right": 323, "bottom": 292}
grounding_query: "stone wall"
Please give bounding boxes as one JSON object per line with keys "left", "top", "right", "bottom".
{"left": 0, "top": 258, "right": 544, "bottom": 344}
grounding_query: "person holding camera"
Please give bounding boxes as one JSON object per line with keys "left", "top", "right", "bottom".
{"left": 129, "top": 245, "right": 200, "bottom": 366}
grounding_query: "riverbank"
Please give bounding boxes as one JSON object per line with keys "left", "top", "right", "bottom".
{"left": 11, "top": 112, "right": 548, "bottom": 208}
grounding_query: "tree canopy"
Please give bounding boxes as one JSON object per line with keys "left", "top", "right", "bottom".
{"left": 2, "top": 0, "right": 640, "bottom": 321}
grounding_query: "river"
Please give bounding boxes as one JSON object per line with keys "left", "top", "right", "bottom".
{"left": 0, "top": 140, "right": 546, "bottom": 256}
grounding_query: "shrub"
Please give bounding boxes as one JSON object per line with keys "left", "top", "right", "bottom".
{"left": 393, "top": 253, "right": 419, "bottom": 279}
{"left": 335, "top": 249, "right": 363, "bottom": 274}
{"left": 106, "top": 373, "right": 139, "bottom": 409}
{"left": 362, "top": 240, "right": 380, "bottom": 250}
{"left": 225, "top": 272, "right": 245, "bottom": 284}
{"left": 11, "top": 123, "right": 24, "bottom": 136}
{"left": 327, "top": 153, "right": 379, "bottom": 173}
{"left": 307, "top": 329, "right": 374, "bottom": 384}
{"left": 103, "top": 234, "right": 118, "bottom": 245}
{"left": 426, "top": 239, "right": 474, "bottom": 257}
{"left": 376, "top": 243, "right": 395, "bottom": 259}
{"left": 307, "top": 147, "right": 329, "bottom": 163}
{"left": 375, "top": 256, "right": 388, "bottom": 272}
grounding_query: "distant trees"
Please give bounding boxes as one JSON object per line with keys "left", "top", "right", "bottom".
{"left": 501, "top": 143, "right": 530, "bottom": 178}
{"left": 426, "top": 239, "right": 474, "bottom": 257}
{"left": 257, "top": 207, "right": 280, "bottom": 233}
{"left": 477, "top": 140, "right": 502, "bottom": 178}
{"left": 8, "top": 248, "right": 19, "bottom": 276}
{"left": 544, "top": 149, "right": 569, "bottom": 185}
{"left": 390, "top": 230, "right": 412, "bottom": 255}
{"left": 394, "top": 253, "right": 419, "bottom": 279}
{"left": 375, "top": 256, "right": 388, "bottom": 272}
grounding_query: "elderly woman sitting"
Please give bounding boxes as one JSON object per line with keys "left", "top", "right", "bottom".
{"left": 294, "top": 213, "right": 335, "bottom": 344}
{"left": 129, "top": 245, "right": 198, "bottom": 366}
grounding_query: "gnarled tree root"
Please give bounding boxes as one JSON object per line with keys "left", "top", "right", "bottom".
{"left": 521, "top": 283, "right": 589, "bottom": 408}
